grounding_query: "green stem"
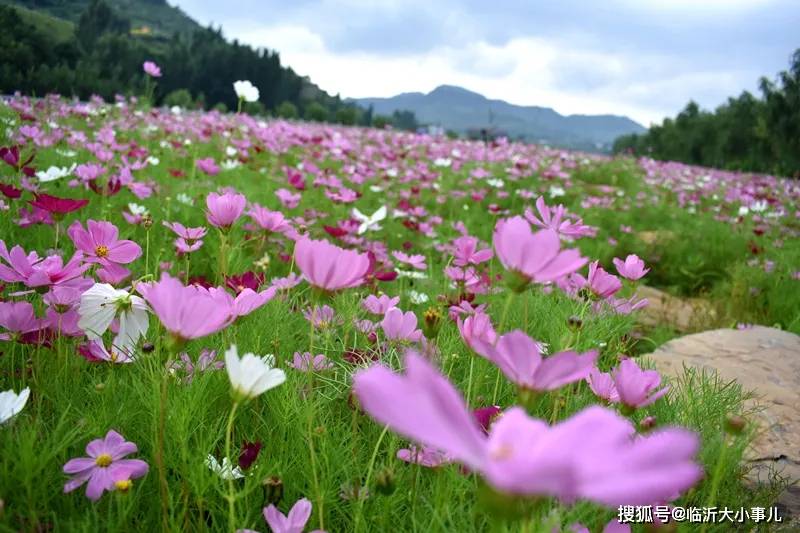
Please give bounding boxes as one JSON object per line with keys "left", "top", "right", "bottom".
{"left": 354, "top": 425, "right": 389, "bottom": 532}
{"left": 225, "top": 401, "right": 240, "bottom": 533}
{"left": 701, "top": 434, "right": 729, "bottom": 533}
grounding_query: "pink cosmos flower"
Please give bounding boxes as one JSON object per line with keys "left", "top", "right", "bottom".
{"left": 612, "top": 358, "right": 670, "bottom": 409}
{"left": 196, "top": 157, "right": 220, "bottom": 176}
{"left": 612, "top": 254, "right": 650, "bottom": 281}
{"left": 361, "top": 294, "right": 400, "bottom": 315}
{"left": 0, "top": 301, "right": 44, "bottom": 341}
{"left": 396, "top": 445, "right": 451, "bottom": 468}
{"left": 456, "top": 312, "right": 498, "bottom": 353}
{"left": 392, "top": 251, "right": 427, "bottom": 270}
{"left": 524, "top": 196, "right": 596, "bottom": 239}
{"left": 302, "top": 305, "right": 340, "bottom": 329}
{"left": 143, "top": 61, "right": 162, "bottom": 77}
{"left": 263, "top": 498, "right": 315, "bottom": 533}
{"left": 77, "top": 339, "right": 134, "bottom": 364}
{"left": 293, "top": 237, "right": 370, "bottom": 291}
{"left": 586, "top": 367, "right": 621, "bottom": 403}
{"left": 68, "top": 220, "right": 141, "bottom": 284}
{"left": 467, "top": 329, "right": 597, "bottom": 391}
{"left": 381, "top": 307, "right": 423, "bottom": 342}
{"left": 163, "top": 221, "right": 207, "bottom": 254}
{"left": 579, "top": 261, "right": 622, "bottom": 299}
{"left": 44, "top": 285, "right": 85, "bottom": 337}
{"left": 353, "top": 351, "right": 702, "bottom": 506}
{"left": 289, "top": 352, "right": 334, "bottom": 372}
{"left": 493, "top": 217, "right": 587, "bottom": 286}
{"left": 452, "top": 236, "right": 493, "bottom": 266}
{"left": 137, "top": 273, "right": 232, "bottom": 341}
{"left": 63, "top": 430, "right": 149, "bottom": 501}
{"left": 275, "top": 188, "right": 301, "bottom": 209}
{"left": 207, "top": 286, "right": 277, "bottom": 320}
{"left": 0, "top": 240, "right": 87, "bottom": 288}
{"left": 206, "top": 191, "right": 246, "bottom": 229}
{"left": 247, "top": 205, "right": 293, "bottom": 235}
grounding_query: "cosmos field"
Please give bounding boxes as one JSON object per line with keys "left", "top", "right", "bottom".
{"left": 0, "top": 91, "right": 798, "bottom": 532}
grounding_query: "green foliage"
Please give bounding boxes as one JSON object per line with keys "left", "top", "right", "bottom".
{"left": 372, "top": 114, "right": 392, "bottom": 129}
{"left": 335, "top": 106, "right": 359, "bottom": 125}
{"left": 614, "top": 49, "right": 800, "bottom": 177}
{"left": 0, "top": 1, "right": 350, "bottom": 120}
{"left": 391, "top": 109, "right": 418, "bottom": 131}
{"left": 163, "top": 88, "right": 193, "bottom": 108}
{"left": 276, "top": 100, "right": 298, "bottom": 119}
{"left": 304, "top": 101, "right": 328, "bottom": 122}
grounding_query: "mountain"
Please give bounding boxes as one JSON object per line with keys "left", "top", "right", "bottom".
{"left": 353, "top": 85, "right": 646, "bottom": 151}
{"left": 1, "top": 0, "right": 200, "bottom": 38}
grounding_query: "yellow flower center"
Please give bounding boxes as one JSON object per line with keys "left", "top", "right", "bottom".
{"left": 490, "top": 444, "right": 514, "bottom": 461}
{"left": 95, "top": 453, "right": 113, "bottom": 467}
{"left": 115, "top": 479, "right": 132, "bottom": 492}
{"left": 95, "top": 245, "right": 109, "bottom": 258}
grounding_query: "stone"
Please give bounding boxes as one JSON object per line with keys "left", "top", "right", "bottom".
{"left": 635, "top": 285, "right": 718, "bottom": 332}
{"left": 647, "top": 326, "right": 800, "bottom": 521}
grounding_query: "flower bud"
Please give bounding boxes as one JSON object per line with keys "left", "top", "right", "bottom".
{"left": 639, "top": 415, "right": 657, "bottom": 431}
{"left": 422, "top": 307, "right": 443, "bottom": 339}
{"left": 724, "top": 415, "right": 747, "bottom": 435}
{"left": 142, "top": 342, "right": 155, "bottom": 353}
{"left": 566, "top": 315, "right": 583, "bottom": 330}
{"left": 262, "top": 476, "right": 283, "bottom": 505}
{"left": 374, "top": 467, "right": 396, "bottom": 495}
{"left": 142, "top": 214, "right": 153, "bottom": 229}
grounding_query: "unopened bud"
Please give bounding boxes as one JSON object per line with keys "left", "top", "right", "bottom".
{"left": 142, "top": 214, "right": 153, "bottom": 229}
{"left": 142, "top": 342, "right": 155, "bottom": 353}
{"left": 639, "top": 416, "right": 657, "bottom": 431}
{"left": 374, "top": 467, "right": 396, "bottom": 495}
{"left": 567, "top": 315, "right": 583, "bottom": 330}
{"left": 262, "top": 476, "right": 283, "bottom": 505}
{"left": 422, "top": 307, "right": 443, "bottom": 339}
{"left": 725, "top": 415, "right": 747, "bottom": 435}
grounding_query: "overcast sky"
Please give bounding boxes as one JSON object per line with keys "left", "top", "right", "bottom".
{"left": 170, "top": 0, "right": 798, "bottom": 126}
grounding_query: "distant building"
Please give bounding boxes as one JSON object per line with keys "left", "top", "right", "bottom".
{"left": 131, "top": 26, "right": 152, "bottom": 36}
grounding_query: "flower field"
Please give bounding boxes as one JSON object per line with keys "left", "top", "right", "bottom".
{"left": 0, "top": 92, "right": 798, "bottom": 532}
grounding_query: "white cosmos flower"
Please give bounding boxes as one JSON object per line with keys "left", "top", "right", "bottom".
{"left": 225, "top": 146, "right": 238, "bottom": 157}
{"left": 0, "top": 387, "right": 30, "bottom": 425}
{"left": 146, "top": 156, "right": 160, "bottom": 166}
{"left": 396, "top": 269, "right": 428, "bottom": 280}
{"left": 352, "top": 206, "right": 387, "bottom": 235}
{"left": 487, "top": 178, "right": 504, "bottom": 188}
{"left": 205, "top": 455, "right": 245, "bottom": 480}
{"left": 221, "top": 159, "right": 241, "bottom": 171}
{"left": 548, "top": 185, "right": 566, "bottom": 198}
{"left": 128, "top": 203, "right": 148, "bottom": 216}
{"left": 433, "top": 157, "right": 452, "bottom": 167}
{"left": 176, "top": 193, "right": 194, "bottom": 206}
{"left": 77, "top": 284, "right": 149, "bottom": 351}
{"left": 225, "top": 345, "right": 286, "bottom": 401}
{"left": 738, "top": 206, "right": 749, "bottom": 216}
{"left": 233, "top": 80, "right": 260, "bottom": 103}
{"left": 36, "top": 163, "right": 77, "bottom": 182}
{"left": 408, "top": 290, "right": 429, "bottom": 304}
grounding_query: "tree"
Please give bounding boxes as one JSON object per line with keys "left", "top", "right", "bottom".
{"left": 276, "top": 101, "right": 298, "bottom": 119}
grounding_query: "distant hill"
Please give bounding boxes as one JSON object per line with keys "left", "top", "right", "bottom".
{"left": 1, "top": 0, "right": 199, "bottom": 38}
{"left": 354, "top": 85, "right": 646, "bottom": 151}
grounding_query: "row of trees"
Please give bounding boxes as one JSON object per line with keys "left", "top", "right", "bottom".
{"left": 0, "top": 1, "right": 421, "bottom": 131}
{"left": 613, "top": 50, "right": 800, "bottom": 178}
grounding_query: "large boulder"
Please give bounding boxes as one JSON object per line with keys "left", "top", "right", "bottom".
{"left": 647, "top": 326, "right": 800, "bottom": 522}
{"left": 635, "top": 285, "right": 718, "bottom": 332}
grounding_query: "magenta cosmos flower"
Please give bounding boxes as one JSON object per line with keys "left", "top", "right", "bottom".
{"left": 264, "top": 497, "right": 317, "bottom": 533}
{"left": 613, "top": 254, "right": 650, "bottom": 281}
{"left": 29, "top": 193, "right": 88, "bottom": 216}
{"left": 353, "top": 351, "right": 702, "bottom": 506}
{"left": 524, "top": 196, "right": 596, "bottom": 240}
{"left": 452, "top": 235, "right": 493, "bottom": 266}
{"left": 63, "top": 430, "right": 149, "bottom": 501}
{"left": 493, "top": 217, "right": 587, "bottom": 289}
{"left": 142, "top": 60, "right": 162, "bottom": 77}
{"left": 196, "top": 157, "right": 220, "bottom": 176}
{"left": 293, "top": 237, "right": 370, "bottom": 291}
{"left": 0, "top": 301, "right": 44, "bottom": 341}
{"left": 137, "top": 273, "right": 232, "bottom": 341}
{"left": 594, "top": 357, "right": 670, "bottom": 410}
{"left": 465, "top": 328, "right": 597, "bottom": 391}
{"left": 247, "top": 204, "right": 293, "bottom": 235}
{"left": 206, "top": 191, "right": 246, "bottom": 229}
{"left": 68, "top": 220, "right": 141, "bottom": 284}
{"left": 163, "top": 221, "right": 207, "bottom": 254}
{"left": 361, "top": 294, "right": 400, "bottom": 315}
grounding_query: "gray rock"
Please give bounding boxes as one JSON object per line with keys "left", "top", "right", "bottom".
{"left": 647, "top": 326, "right": 800, "bottom": 521}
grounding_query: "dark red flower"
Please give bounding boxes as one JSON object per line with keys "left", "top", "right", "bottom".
{"left": 188, "top": 275, "right": 214, "bottom": 289}
{"left": 238, "top": 441, "right": 263, "bottom": 470}
{"left": 0, "top": 183, "right": 22, "bottom": 199}
{"left": 225, "top": 272, "right": 264, "bottom": 294}
{"left": 323, "top": 225, "right": 347, "bottom": 238}
{"left": 88, "top": 178, "right": 122, "bottom": 197}
{"left": 168, "top": 168, "right": 185, "bottom": 178}
{"left": 29, "top": 193, "right": 88, "bottom": 215}
{"left": 343, "top": 348, "right": 380, "bottom": 365}
{"left": 473, "top": 406, "right": 502, "bottom": 434}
